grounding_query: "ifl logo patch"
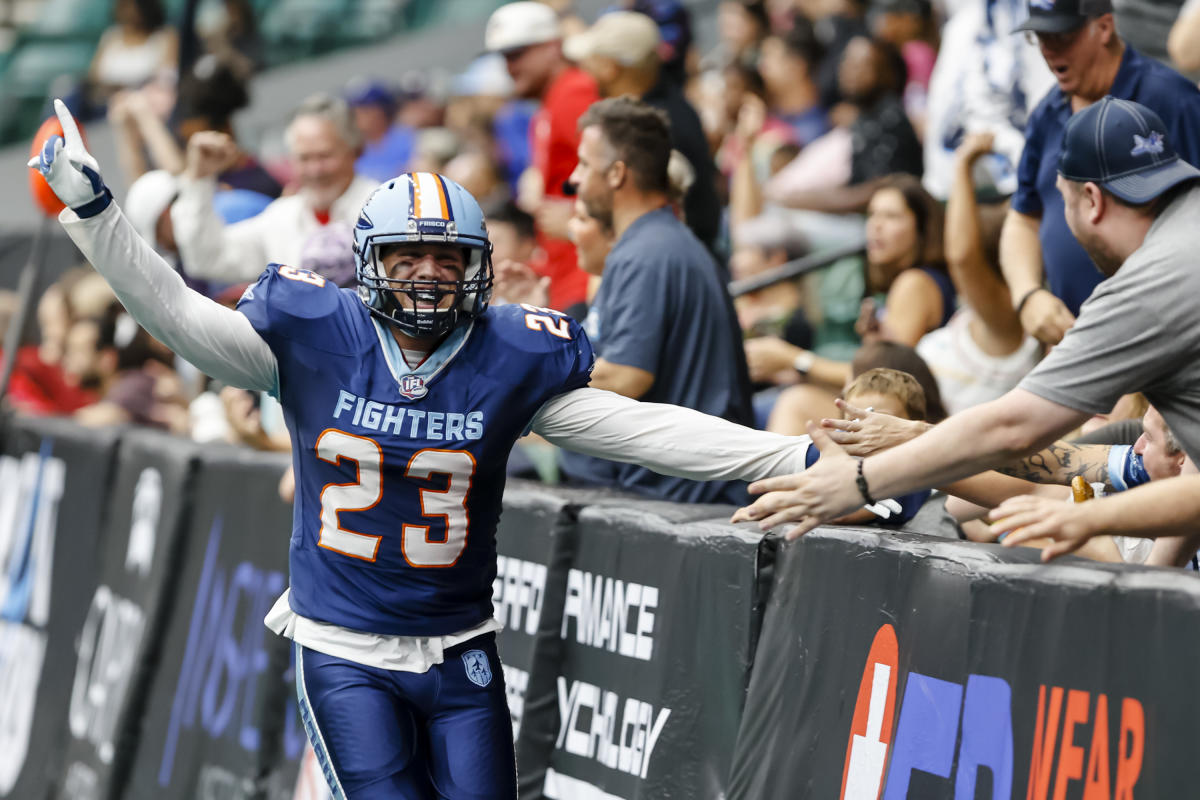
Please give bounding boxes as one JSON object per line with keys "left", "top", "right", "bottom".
{"left": 1131, "top": 131, "right": 1164, "bottom": 156}
{"left": 1029, "top": 0, "right": 1055, "bottom": 11}
{"left": 399, "top": 374, "right": 428, "bottom": 399}
{"left": 462, "top": 649, "right": 492, "bottom": 687}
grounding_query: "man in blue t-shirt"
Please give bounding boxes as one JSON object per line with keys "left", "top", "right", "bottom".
{"left": 999, "top": 0, "right": 1200, "bottom": 344}
{"left": 562, "top": 96, "right": 756, "bottom": 504}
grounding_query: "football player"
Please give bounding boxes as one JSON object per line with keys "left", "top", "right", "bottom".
{"left": 32, "top": 100, "right": 814, "bottom": 799}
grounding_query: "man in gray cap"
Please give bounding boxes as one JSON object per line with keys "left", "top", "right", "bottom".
{"left": 999, "top": 0, "right": 1200, "bottom": 346}
{"left": 731, "top": 97, "right": 1200, "bottom": 557}
{"left": 565, "top": 11, "right": 720, "bottom": 251}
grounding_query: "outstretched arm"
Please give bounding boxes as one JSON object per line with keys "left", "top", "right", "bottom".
{"left": 993, "top": 474, "right": 1200, "bottom": 561}
{"left": 993, "top": 440, "right": 1119, "bottom": 492}
{"left": 30, "top": 100, "right": 277, "bottom": 393}
{"left": 769, "top": 177, "right": 885, "bottom": 215}
{"left": 530, "top": 387, "right": 811, "bottom": 482}
{"left": 732, "top": 388, "right": 1090, "bottom": 536}
{"left": 826, "top": 400, "right": 1125, "bottom": 493}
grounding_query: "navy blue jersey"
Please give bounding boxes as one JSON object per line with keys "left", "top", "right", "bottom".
{"left": 238, "top": 265, "right": 593, "bottom": 636}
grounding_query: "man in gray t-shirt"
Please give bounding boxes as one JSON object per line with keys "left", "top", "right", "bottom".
{"left": 1019, "top": 183, "right": 1200, "bottom": 461}
{"left": 729, "top": 96, "right": 1200, "bottom": 546}
{"left": 1016, "top": 97, "right": 1200, "bottom": 462}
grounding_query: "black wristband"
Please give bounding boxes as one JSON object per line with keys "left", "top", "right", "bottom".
{"left": 73, "top": 186, "right": 113, "bottom": 219}
{"left": 1014, "top": 286, "right": 1046, "bottom": 318}
{"left": 855, "top": 458, "right": 877, "bottom": 505}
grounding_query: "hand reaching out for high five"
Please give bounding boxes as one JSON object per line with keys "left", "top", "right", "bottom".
{"left": 989, "top": 494, "right": 1099, "bottom": 561}
{"left": 819, "top": 398, "right": 932, "bottom": 456}
{"left": 731, "top": 422, "right": 865, "bottom": 538}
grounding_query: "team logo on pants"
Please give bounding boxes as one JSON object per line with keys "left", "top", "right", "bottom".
{"left": 463, "top": 649, "right": 492, "bottom": 687}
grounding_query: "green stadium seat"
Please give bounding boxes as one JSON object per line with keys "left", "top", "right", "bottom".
{"left": 259, "top": 0, "right": 354, "bottom": 64}
{"left": 2, "top": 37, "right": 95, "bottom": 95}
{"left": 0, "top": 0, "right": 504, "bottom": 145}
{"left": 329, "top": 0, "right": 407, "bottom": 46}
{"left": 29, "top": 0, "right": 112, "bottom": 37}
{"left": 0, "top": 33, "right": 96, "bottom": 145}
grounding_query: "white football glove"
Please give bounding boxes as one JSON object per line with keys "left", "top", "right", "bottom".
{"left": 864, "top": 498, "right": 904, "bottom": 520}
{"left": 26, "top": 99, "right": 112, "bottom": 217}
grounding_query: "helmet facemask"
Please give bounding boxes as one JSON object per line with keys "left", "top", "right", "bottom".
{"left": 357, "top": 238, "right": 493, "bottom": 339}
{"left": 353, "top": 173, "right": 496, "bottom": 340}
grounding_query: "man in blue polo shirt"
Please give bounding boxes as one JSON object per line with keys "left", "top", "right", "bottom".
{"left": 561, "top": 96, "right": 755, "bottom": 504}
{"left": 998, "top": 0, "right": 1200, "bottom": 345}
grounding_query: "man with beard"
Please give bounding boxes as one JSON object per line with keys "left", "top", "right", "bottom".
{"left": 169, "top": 93, "right": 378, "bottom": 286}
{"left": 560, "top": 97, "right": 756, "bottom": 504}
{"left": 731, "top": 97, "right": 1200, "bottom": 554}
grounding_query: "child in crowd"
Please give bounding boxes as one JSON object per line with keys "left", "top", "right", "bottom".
{"left": 806, "top": 367, "right": 934, "bottom": 526}
{"left": 841, "top": 366, "right": 926, "bottom": 423}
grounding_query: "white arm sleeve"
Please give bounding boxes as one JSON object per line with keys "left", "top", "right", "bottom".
{"left": 530, "top": 387, "right": 812, "bottom": 482}
{"left": 169, "top": 175, "right": 271, "bottom": 282}
{"left": 59, "top": 202, "right": 278, "bottom": 392}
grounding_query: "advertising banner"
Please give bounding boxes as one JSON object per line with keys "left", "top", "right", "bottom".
{"left": 122, "top": 446, "right": 299, "bottom": 800}
{"left": 524, "top": 501, "right": 769, "bottom": 800}
{"left": 0, "top": 415, "right": 118, "bottom": 799}
{"left": 57, "top": 428, "right": 199, "bottom": 800}
{"left": 729, "top": 526, "right": 1200, "bottom": 799}
{"left": 493, "top": 481, "right": 576, "bottom": 746}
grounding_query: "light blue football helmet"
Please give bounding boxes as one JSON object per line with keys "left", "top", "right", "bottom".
{"left": 353, "top": 172, "right": 493, "bottom": 338}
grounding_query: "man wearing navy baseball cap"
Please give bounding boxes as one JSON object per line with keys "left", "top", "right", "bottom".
{"left": 1054, "top": 96, "right": 1200, "bottom": 273}
{"left": 998, "top": 0, "right": 1200, "bottom": 349}
{"left": 1012, "top": 0, "right": 1112, "bottom": 34}
{"left": 728, "top": 95, "right": 1200, "bottom": 561}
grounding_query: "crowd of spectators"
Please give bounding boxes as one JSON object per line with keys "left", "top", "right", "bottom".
{"left": 6, "top": 0, "right": 1200, "bottom": 564}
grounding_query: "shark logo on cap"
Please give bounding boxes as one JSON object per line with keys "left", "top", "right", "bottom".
{"left": 1029, "top": 0, "right": 1056, "bottom": 11}
{"left": 1131, "top": 131, "right": 1165, "bottom": 157}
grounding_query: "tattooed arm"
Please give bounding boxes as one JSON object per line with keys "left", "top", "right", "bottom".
{"left": 995, "top": 441, "right": 1118, "bottom": 493}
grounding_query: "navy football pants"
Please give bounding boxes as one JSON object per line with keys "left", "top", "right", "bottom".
{"left": 295, "top": 634, "right": 517, "bottom": 799}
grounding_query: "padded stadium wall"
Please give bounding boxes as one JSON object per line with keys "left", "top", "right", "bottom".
{"left": 0, "top": 413, "right": 1194, "bottom": 799}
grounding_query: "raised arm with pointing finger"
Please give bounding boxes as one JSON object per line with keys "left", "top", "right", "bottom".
{"left": 29, "top": 100, "right": 278, "bottom": 392}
